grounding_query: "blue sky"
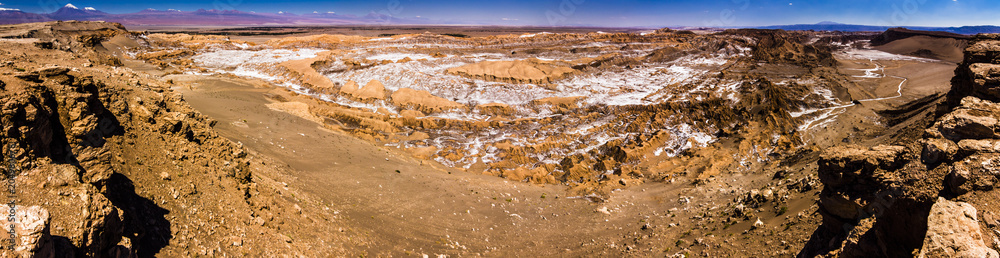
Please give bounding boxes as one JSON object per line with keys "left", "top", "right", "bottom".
{"left": 0, "top": 0, "right": 994, "bottom": 27}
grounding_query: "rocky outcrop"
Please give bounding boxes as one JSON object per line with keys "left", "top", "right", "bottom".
{"left": 806, "top": 144, "right": 934, "bottom": 257}
{"left": 445, "top": 58, "right": 576, "bottom": 84}
{"left": 918, "top": 198, "right": 999, "bottom": 258}
{"left": 390, "top": 88, "right": 465, "bottom": 114}
{"left": 949, "top": 34, "right": 1000, "bottom": 107}
{"left": 722, "top": 29, "right": 836, "bottom": 67}
{"left": 340, "top": 79, "right": 386, "bottom": 101}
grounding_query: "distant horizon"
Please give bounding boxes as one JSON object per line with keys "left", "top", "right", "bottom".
{"left": 0, "top": 0, "right": 996, "bottom": 28}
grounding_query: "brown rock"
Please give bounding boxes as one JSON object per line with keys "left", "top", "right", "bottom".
{"left": 922, "top": 138, "right": 957, "bottom": 165}
{"left": 390, "top": 88, "right": 465, "bottom": 114}
{"left": 935, "top": 107, "right": 998, "bottom": 141}
{"left": 984, "top": 211, "right": 999, "bottom": 228}
{"left": 476, "top": 103, "right": 516, "bottom": 116}
{"left": 818, "top": 145, "right": 908, "bottom": 188}
{"left": 0, "top": 205, "right": 54, "bottom": 257}
{"left": 947, "top": 165, "right": 974, "bottom": 195}
{"left": 531, "top": 96, "right": 585, "bottom": 112}
{"left": 918, "top": 198, "right": 999, "bottom": 258}
{"left": 404, "top": 131, "right": 430, "bottom": 141}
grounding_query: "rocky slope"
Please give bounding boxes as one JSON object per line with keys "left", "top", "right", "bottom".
{"left": 801, "top": 34, "right": 1000, "bottom": 257}
{"left": 0, "top": 21, "right": 357, "bottom": 257}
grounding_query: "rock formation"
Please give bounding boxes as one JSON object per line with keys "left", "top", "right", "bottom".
{"left": 390, "top": 88, "right": 465, "bottom": 114}
{"left": 445, "top": 58, "right": 576, "bottom": 84}
{"left": 949, "top": 34, "right": 1000, "bottom": 107}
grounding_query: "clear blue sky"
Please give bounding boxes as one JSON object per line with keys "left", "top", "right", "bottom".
{"left": 0, "top": 0, "right": 994, "bottom": 27}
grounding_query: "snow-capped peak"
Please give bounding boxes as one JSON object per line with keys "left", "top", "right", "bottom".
{"left": 0, "top": 8, "right": 20, "bottom": 11}
{"left": 83, "top": 7, "right": 96, "bottom": 11}
{"left": 64, "top": 3, "right": 77, "bottom": 9}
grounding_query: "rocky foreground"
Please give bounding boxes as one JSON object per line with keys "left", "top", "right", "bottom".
{"left": 0, "top": 21, "right": 358, "bottom": 256}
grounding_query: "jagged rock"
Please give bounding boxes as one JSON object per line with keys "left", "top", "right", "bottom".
{"left": 809, "top": 144, "right": 933, "bottom": 257}
{"left": 957, "top": 139, "right": 1000, "bottom": 154}
{"left": 947, "top": 164, "right": 975, "bottom": 195}
{"left": 945, "top": 155, "right": 999, "bottom": 195}
{"left": 934, "top": 105, "right": 999, "bottom": 142}
{"left": 984, "top": 211, "right": 999, "bottom": 228}
{"left": 922, "top": 138, "right": 957, "bottom": 165}
{"left": 818, "top": 145, "right": 908, "bottom": 188}
{"left": 949, "top": 35, "right": 1000, "bottom": 105}
{"left": 918, "top": 198, "right": 999, "bottom": 258}
{"left": 0, "top": 205, "right": 54, "bottom": 257}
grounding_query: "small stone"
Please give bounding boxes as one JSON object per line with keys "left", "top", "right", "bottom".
{"left": 596, "top": 207, "right": 611, "bottom": 215}
{"left": 159, "top": 171, "right": 171, "bottom": 181}
{"left": 984, "top": 211, "right": 998, "bottom": 228}
{"left": 752, "top": 218, "right": 764, "bottom": 229}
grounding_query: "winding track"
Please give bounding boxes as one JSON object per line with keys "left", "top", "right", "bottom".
{"left": 796, "top": 59, "right": 908, "bottom": 131}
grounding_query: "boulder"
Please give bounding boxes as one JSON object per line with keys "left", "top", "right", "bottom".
{"left": 0, "top": 205, "right": 54, "bottom": 257}
{"left": 918, "top": 198, "right": 999, "bottom": 258}
{"left": 921, "top": 138, "right": 957, "bottom": 165}
{"left": 935, "top": 107, "right": 999, "bottom": 141}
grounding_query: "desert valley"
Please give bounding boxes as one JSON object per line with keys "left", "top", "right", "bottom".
{"left": 0, "top": 2, "right": 998, "bottom": 257}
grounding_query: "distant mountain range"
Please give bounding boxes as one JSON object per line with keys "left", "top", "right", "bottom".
{"left": 1, "top": 5, "right": 999, "bottom": 33}
{"left": 751, "top": 22, "right": 1000, "bottom": 35}
{"left": 0, "top": 3, "right": 434, "bottom": 26}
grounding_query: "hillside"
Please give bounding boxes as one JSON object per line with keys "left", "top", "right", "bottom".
{"left": 0, "top": 21, "right": 358, "bottom": 256}
{"left": 870, "top": 28, "right": 970, "bottom": 63}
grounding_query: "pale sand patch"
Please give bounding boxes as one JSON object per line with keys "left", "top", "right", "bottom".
{"left": 265, "top": 101, "right": 324, "bottom": 124}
